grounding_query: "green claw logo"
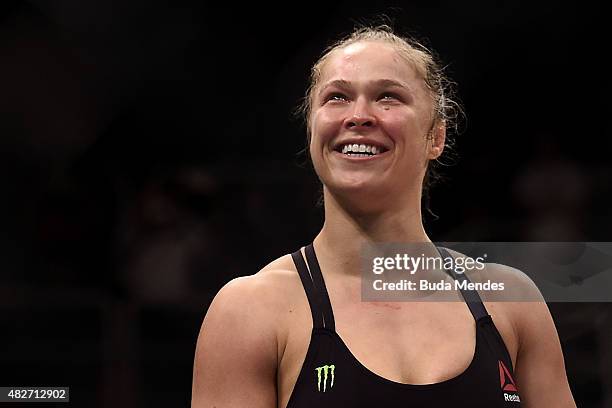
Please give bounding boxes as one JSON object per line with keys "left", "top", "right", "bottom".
{"left": 315, "top": 364, "right": 335, "bottom": 392}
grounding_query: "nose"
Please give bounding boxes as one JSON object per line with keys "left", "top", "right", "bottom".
{"left": 344, "top": 98, "right": 377, "bottom": 130}
{"left": 346, "top": 115, "right": 375, "bottom": 128}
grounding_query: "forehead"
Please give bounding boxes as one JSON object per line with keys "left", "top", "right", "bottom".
{"left": 319, "top": 41, "right": 423, "bottom": 86}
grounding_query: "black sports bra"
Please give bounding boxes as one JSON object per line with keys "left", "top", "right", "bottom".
{"left": 285, "top": 244, "right": 522, "bottom": 407}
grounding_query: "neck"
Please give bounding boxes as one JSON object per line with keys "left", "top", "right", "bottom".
{"left": 313, "top": 187, "right": 431, "bottom": 278}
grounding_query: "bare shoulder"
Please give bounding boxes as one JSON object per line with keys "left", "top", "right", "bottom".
{"left": 480, "top": 262, "right": 548, "bottom": 334}
{"left": 445, "top": 247, "right": 543, "bottom": 301}
{"left": 255, "top": 253, "right": 306, "bottom": 303}
{"left": 484, "top": 262, "right": 543, "bottom": 300}
{"left": 191, "top": 252, "right": 304, "bottom": 407}
{"left": 193, "top": 253, "right": 304, "bottom": 366}
{"left": 207, "top": 253, "right": 302, "bottom": 322}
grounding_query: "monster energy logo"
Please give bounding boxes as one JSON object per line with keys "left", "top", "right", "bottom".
{"left": 315, "top": 364, "right": 335, "bottom": 392}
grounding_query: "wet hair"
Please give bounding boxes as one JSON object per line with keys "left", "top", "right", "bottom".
{"left": 297, "top": 24, "right": 463, "bottom": 216}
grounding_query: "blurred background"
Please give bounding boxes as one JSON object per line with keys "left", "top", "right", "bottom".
{"left": 0, "top": 0, "right": 610, "bottom": 407}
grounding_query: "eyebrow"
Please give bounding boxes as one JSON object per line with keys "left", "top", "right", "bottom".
{"left": 318, "top": 78, "right": 414, "bottom": 96}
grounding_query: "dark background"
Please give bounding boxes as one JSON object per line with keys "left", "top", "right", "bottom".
{"left": 1, "top": 1, "right": 610, "bottom": 407}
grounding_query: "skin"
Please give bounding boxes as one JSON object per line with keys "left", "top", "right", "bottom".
{"left": 191, "top": 40, "right": 577, "bottom": 408}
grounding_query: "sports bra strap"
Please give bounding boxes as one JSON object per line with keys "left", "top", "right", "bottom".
{"left": 291, "top": 249, "right": 324, "bottom": 329}
{"left": 305, "top": 244, "right": 336, "bottom": 330}
{"left": 436, "top": 246, "right": 489, "bottom": 321}
{"left": 291, "top": 246, "right": 335, "bottom": 330}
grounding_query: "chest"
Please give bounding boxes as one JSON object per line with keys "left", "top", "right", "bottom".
{"left": 285, "top": 301, "right": 474, "bottom": 376}
{"left": 278, "top": 295, "right": 518, "bottom": 408}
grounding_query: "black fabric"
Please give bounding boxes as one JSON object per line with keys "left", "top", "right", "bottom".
{"left": 437, "top": 246, "right": 489, "bottom": 321}
{"left": 291, "top": 250, "right": 324, "bottom": 329}
{"left": 287, "top": 244, "right": 522, "bottom": 407}
{"left": 304, "top": 244, "right": 336, "bottom": 330}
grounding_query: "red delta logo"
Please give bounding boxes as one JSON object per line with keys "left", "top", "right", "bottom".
{"left": 499, "top": 360, "right": 521, "bottom": 403}
{"left": 498, "top": 360, "right": 518, "bottom": 392}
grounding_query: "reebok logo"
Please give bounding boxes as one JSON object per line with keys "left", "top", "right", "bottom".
{"left": 499, "top": 360, "right": 520, "bottom": 403}
{"left": 499, "top": 360, "right": 518, "bottom": 392}
{"left": 315, "top": 364, "right": 335, "bottom": 392}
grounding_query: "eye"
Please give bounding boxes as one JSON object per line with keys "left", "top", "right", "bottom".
{"left": 325, "top": 93, "right": 349, "bottom": 103}
{"left": 378, "top": 92, "right": 402, "bottom": 102}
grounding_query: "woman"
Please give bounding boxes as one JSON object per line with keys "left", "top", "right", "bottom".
{"left": 191, "top": 26, "right": 576, "bottom": 407}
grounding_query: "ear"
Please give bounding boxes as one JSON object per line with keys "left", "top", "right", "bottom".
{"left": 427, "top": 120, "right": 446, "bottom": 160}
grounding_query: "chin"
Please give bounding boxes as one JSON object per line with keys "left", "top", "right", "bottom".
{"left": 330, "top": 175, "right": 380, "bottom": 193}
{"left": 326, "top": 180, "right": 389, "bottom": 210}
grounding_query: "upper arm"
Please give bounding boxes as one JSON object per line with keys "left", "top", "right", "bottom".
{"left": 191, "top": 276, "right": 278, "bottom": 408}
{"left": 508, "top": 271, "right": 577, "bottom": 407}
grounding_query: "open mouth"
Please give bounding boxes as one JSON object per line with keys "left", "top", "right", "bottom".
{"left": 334, "top": 143, "right": 389, "bottom": 157}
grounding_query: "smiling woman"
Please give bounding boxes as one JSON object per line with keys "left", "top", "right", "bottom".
{"left": 304, "top": 32, "right": 448, "bottom": 215}
{"left": 191, "top": 25, "right": 577, "bottom": 408}
{"left": 300, "top": 27, "right": 460, "bottom": 211}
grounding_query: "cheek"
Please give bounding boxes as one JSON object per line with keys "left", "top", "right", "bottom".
{"left": 383, "top": 111, "right": 431, "bottom": 170}
{"left": 382, "top": 111, "right": 424, "bottom": 146}
{"left": 311, "top": 110, "right": 343, "bottom": 150}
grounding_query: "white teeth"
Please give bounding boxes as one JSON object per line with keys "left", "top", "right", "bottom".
{"left": 339, "top": 143, "right": 385, "bottom": 156}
